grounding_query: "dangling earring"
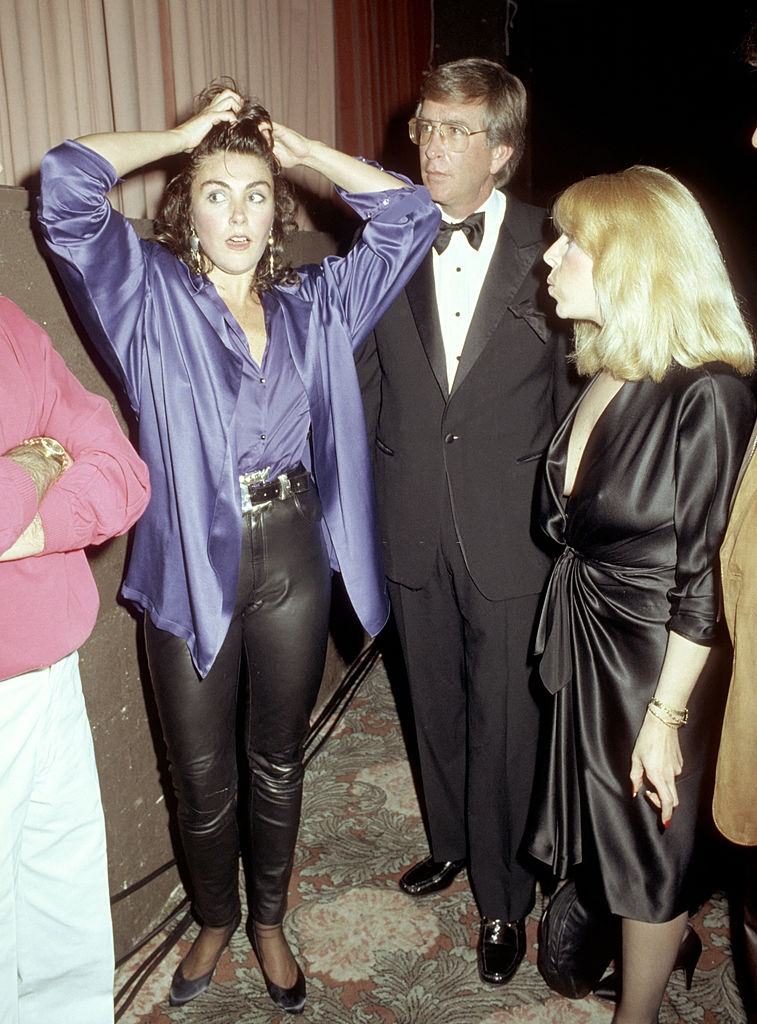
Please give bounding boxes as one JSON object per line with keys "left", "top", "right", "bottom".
{"left": 267, "top": 232, "right": 275, "bottom": 277}
{"left": 189, "top": 231, "right": 204, "bottom": 275}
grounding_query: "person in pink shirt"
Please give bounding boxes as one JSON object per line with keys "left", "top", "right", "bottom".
{"left": 0, "top": 296, "right": 150, "bottom": 1024}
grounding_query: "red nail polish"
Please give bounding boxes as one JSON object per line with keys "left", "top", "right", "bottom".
{"left": 663, "top": 819, "right": 670, "bottom": 829}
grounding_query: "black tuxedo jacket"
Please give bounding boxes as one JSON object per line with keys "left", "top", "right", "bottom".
{"left": 358, "top": 193, "right": 578, "bottom": 601}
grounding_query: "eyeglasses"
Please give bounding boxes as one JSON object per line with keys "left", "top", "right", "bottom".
{"left": 407, "top": 117, "right": 488, "bottom": 153}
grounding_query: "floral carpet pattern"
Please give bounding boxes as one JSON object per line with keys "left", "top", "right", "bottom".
{"left": 117, "top": 659, "right": 749, "bottom": 1024}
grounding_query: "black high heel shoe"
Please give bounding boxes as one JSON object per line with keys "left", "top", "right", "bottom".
{"left": 676, "top": 923, "right": 703, "bottom": 989}
{"left": 251, "top": 925, "right": 306, "bottom": 1014}
{"left": 168, "top": 913, "right": 241, "bottom": 1007}
{"left": 593, "top": 922, "right": 702, "bottom": 1002}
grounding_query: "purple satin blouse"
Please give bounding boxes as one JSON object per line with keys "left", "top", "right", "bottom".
{"left": 206, "top": 283, "right": 311, "bottom": 479}
{"left": 38, "top": 141, "right": 440, "bottom": 676}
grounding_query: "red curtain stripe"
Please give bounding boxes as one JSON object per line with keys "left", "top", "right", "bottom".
{"left": 333, "top": 0, "right": 432, "bottom": 165}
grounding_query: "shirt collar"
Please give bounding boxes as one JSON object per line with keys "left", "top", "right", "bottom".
{"left": 437, "top": 187, "right": 503, "bottom": 225}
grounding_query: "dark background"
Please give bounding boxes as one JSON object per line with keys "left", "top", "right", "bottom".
{"left": 390, "top": 0, "right": 757, "bottom": 311}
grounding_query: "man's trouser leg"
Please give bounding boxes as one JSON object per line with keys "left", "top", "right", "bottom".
{"left": 0, "top": 652, "right": 114, "bottom": 1024}
{"left": 388, "top": 501, "right": 540, "bottom": 921}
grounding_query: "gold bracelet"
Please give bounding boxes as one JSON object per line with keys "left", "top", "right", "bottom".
{"left": 647, "top": 703, "right": 683, "bottom": 729}
{"left": 648, "top": 696, "right": 688, "bottom": 725}
{"left": 647, "top": 702, "right": 685, "bottom": 729}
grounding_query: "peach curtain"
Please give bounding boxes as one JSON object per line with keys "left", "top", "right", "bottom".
{"left": 0, "top": 0, "right": 336, "bottom": 217}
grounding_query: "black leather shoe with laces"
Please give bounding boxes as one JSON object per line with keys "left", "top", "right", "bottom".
{"left": 399, "top": 856, "right": 466, "bottom": 896}
{"left": 478, "top": 917, "right": 527, "bottom": 985}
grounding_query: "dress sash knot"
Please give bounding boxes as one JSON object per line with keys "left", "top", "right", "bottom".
{"left": 535, "top": 546, "right": 577, "bottom": 695}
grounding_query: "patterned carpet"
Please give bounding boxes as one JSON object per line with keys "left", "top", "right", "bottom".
{"left": 116, "top": 658, "right": 750, "bottom": 1024}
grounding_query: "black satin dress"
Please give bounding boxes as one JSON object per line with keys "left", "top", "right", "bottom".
{"left": 527, "top": 363, "right": 754, "bottom": 922}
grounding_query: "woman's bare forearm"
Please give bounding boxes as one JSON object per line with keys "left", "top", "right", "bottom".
{"left": 74, "top": 130, "right": 186, "bottom": 178}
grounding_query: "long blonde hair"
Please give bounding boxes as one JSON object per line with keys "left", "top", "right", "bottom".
{"left": 553, "top": 166, "right": 754, "bottom": 381}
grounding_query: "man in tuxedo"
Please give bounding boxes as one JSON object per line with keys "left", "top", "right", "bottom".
{"left": 358, "top": 58, "right": 576, "bottom": 985}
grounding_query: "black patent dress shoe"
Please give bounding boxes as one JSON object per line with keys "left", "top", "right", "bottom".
{"left": 399, "top": 856, "right": 466, "bottom": 896}
{"left": 168, "top": 914, "right": 240, "bottom": 1006}
{"left": 478, "top": 917, "right": 527, "bottom": 985}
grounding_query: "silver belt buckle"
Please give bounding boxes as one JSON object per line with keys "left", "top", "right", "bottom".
{"left": 239, "top": 467, "right": 270, "bottom": 515}
{"left": 277, "top": 472, "right": 293, "bottom": 500}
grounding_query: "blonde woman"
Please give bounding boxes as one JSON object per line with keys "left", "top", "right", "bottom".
{"left": 528, "top": 166, "right": 755, "bottom": 1024}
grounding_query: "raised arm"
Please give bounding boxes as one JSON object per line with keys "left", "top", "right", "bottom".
{"left": 38, "top": 89, "right": 247, "bottom": 409}
{"left": 315, "top": 181, "right": 439, "bottom": 348}
{"left": 38, "top": 139, "right": 149, "bottom": 411}
{"left": 74, "top": 88, "right": 242, "bottom": 176}
{"left": 273, "top": 121, "right": 439, "bottom": 345}
{"left": 271, "top": 122, "right": 405, "bottom": 193}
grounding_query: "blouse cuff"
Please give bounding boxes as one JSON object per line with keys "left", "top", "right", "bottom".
{"left": 334, "top": 166, "right": 425, "bottom": 221}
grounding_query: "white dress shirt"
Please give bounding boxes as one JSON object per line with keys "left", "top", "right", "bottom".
{"left": 433, "top": 188, "right": 506, "bottom": 390}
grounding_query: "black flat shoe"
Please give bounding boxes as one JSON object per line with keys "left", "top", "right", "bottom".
{"left": 478, "top": 917, "right": 527, "bottom": 985}
{"left": 251, "top": 931, "right": 306, "bottom": 1014}
{"left": 169, "top": 914, "right": 240, "bottom": 1007}
{"left": 593, "top": 922, "right": 702, "bottom": 1002}
{"left": 399, "top": 856, "right": 466, "bottom": 896}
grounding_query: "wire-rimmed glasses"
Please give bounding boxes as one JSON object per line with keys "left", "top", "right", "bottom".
{"left": 407, "top": 117, "right": 488, "bottom": 153}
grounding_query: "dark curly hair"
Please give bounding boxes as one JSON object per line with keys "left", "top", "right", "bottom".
{"left": 155, "top": 79, "right": 299, "bottom": 291}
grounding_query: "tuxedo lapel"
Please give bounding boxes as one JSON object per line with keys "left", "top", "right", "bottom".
{"left": 406, "top": 252, "right": 449, "bottom": 397}
{"left": 451, "top": 197, "right": 544, "bottom": 397}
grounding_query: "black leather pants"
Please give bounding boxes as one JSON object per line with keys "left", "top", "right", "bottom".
{"left": 145, "top": 482, "right": 331, "bottom": 926}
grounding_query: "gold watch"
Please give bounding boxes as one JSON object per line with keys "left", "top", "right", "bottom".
{"left": 22, "top": 436, "right": 69, "bottom": 471}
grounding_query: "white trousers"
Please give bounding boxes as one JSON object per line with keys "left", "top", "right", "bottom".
{"left": 0, "top": 652, "right": 114, "bottom": 1024}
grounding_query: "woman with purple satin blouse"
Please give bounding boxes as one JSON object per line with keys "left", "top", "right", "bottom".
{"left": 39, "top": 82, "right": 439, "bottom": 1014}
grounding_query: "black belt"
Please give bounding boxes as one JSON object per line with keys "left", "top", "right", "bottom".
{"left": 241, "top": 463, "right": 309, "bottom": 507}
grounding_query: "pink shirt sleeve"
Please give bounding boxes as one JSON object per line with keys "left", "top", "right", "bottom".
{"left": 34, "top": 334, "right": 151, "bottom": 553}
{"left": 0, "top": 459, "right": 39, "bottom": 553}
{"left": 0, "top": 301, "right": 150, "bottom": 556}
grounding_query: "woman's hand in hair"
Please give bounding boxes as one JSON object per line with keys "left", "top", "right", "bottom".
{"left": 269, "top": 121, "right": 403, "bottom": 193}
{"left": 174, "top": 88, "right": 243, "bottom": 151}
{"left": 75, "top": 89, "right": 243, "bottom": 178}
{"left": 76, "top": 88, "right": 242, "bottom": 175}
{"left": 270, "top": 122, "right": 312, "bottom": 169}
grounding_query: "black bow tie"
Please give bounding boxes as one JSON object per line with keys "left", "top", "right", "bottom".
{"left": 433, "top": 212, "right": 485, "bottom": 254}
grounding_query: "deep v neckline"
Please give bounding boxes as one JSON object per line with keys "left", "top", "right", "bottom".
{"left": 563, "top": 374, "right": 627, "bottom": 499}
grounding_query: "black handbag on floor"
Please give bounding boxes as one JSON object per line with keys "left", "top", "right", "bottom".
{"left": 537, "top": 878, "right": 620, "bottom": 999}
